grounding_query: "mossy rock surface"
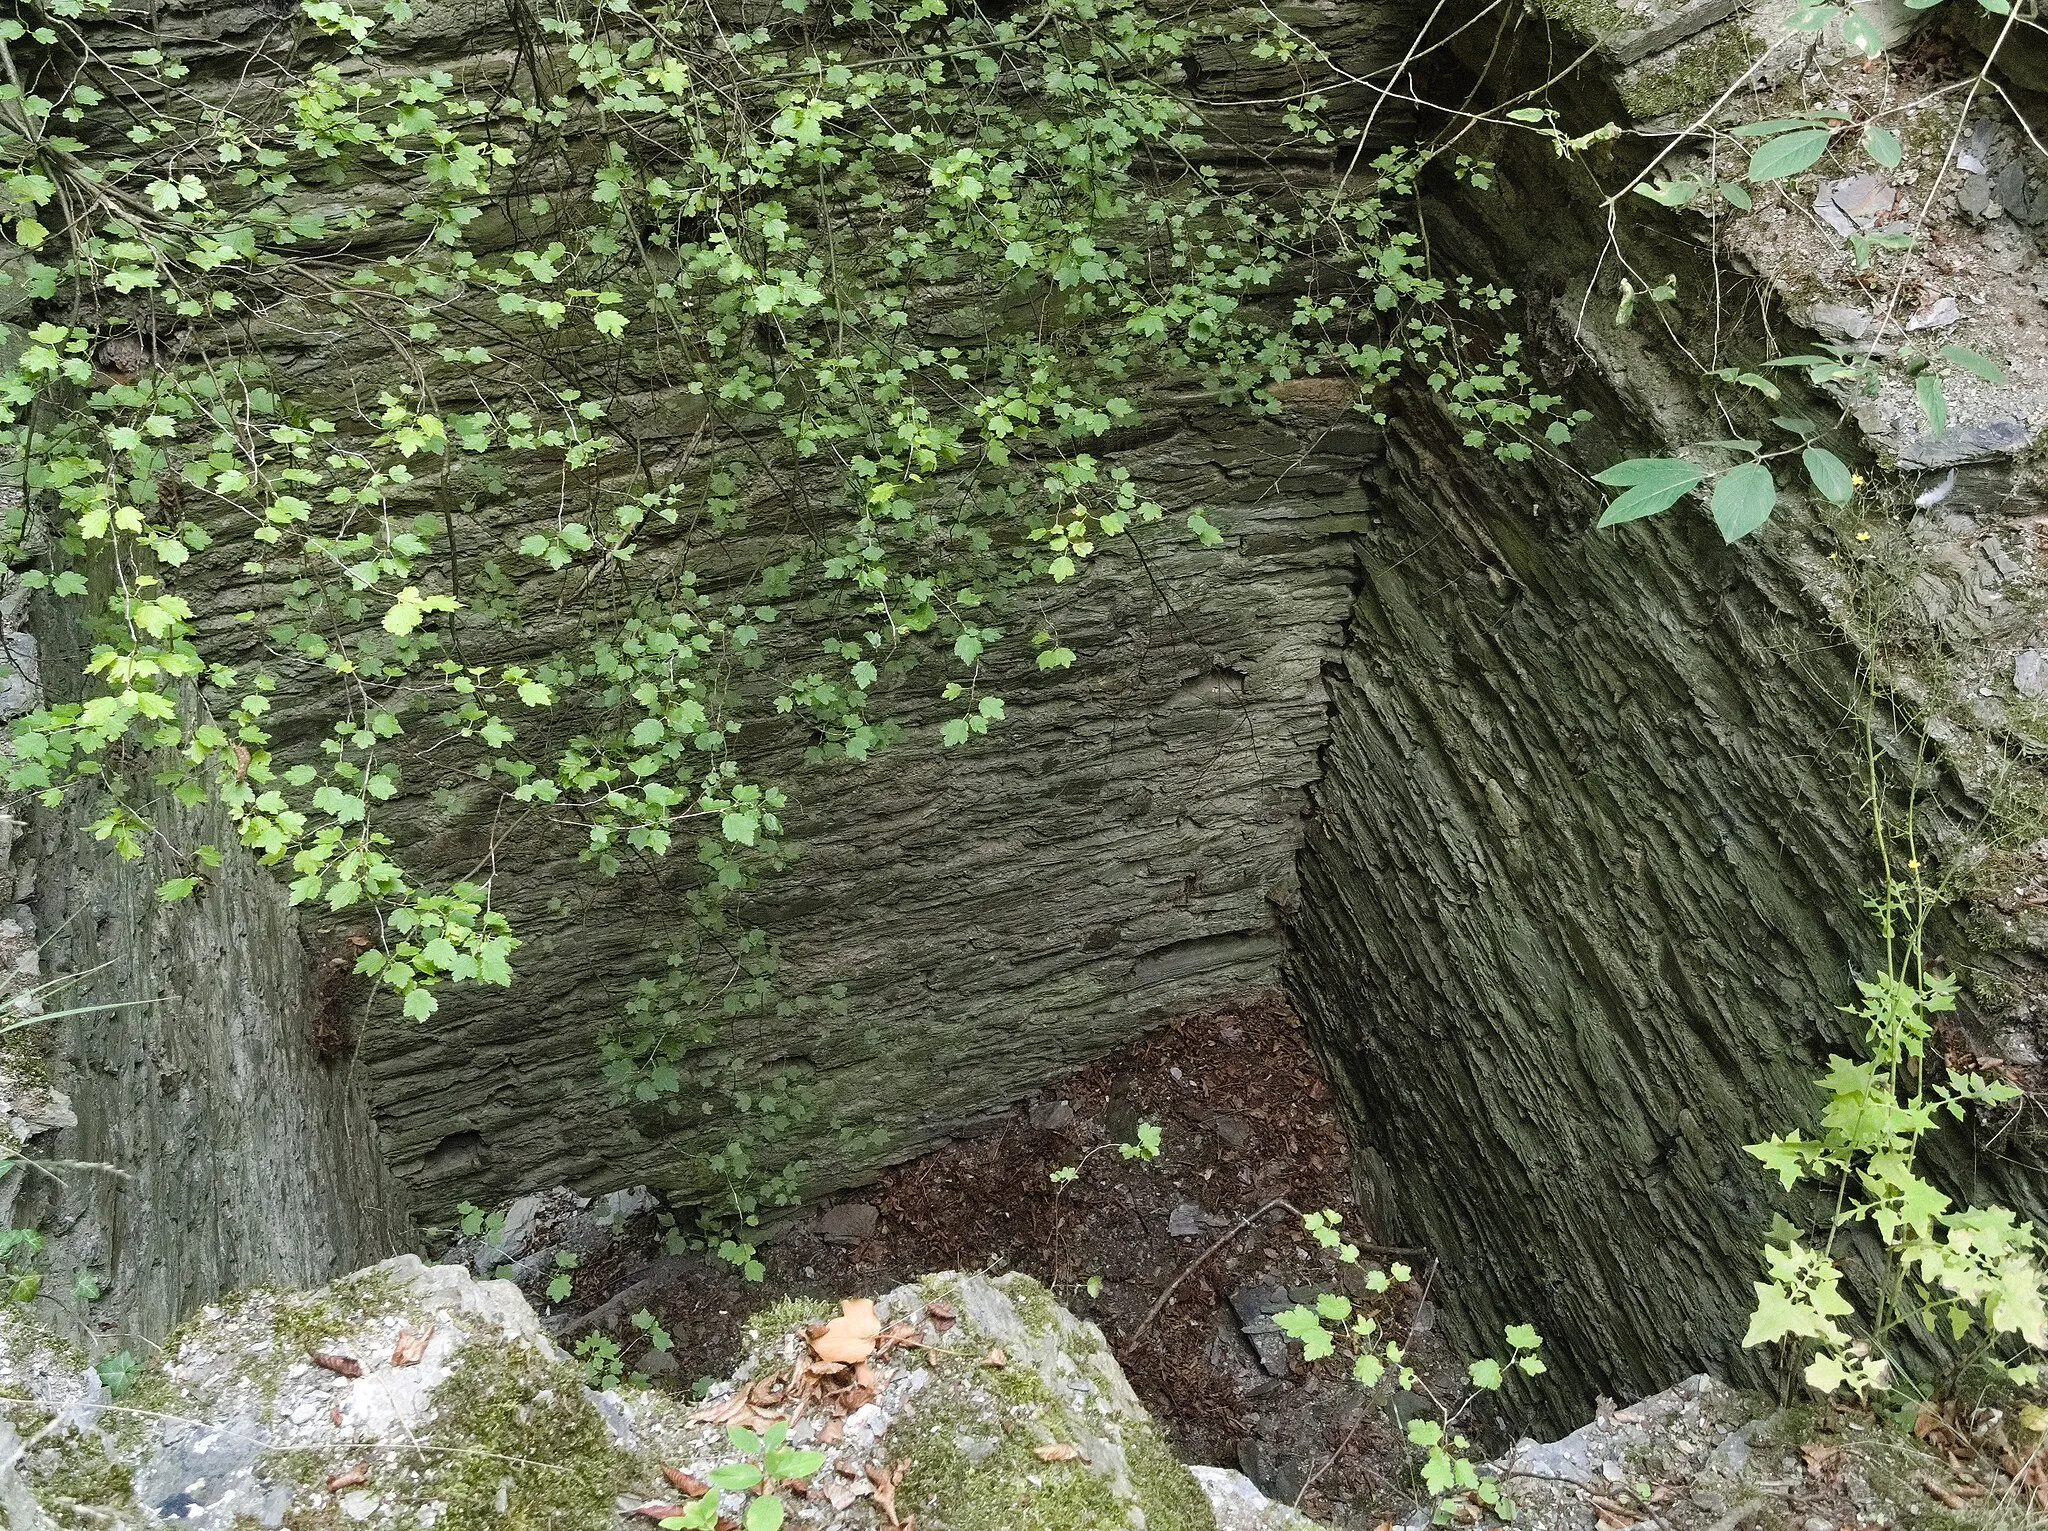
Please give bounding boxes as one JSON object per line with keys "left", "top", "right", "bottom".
{"left": 0, "top": 1257, "right": 1288, "bottom": 1530}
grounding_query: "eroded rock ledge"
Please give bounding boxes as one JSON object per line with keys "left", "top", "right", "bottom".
{"left": 0, "top": 1257, "right": 1318, "bottom": 1531}
{"left": 0, "top": 1254, "right": 2025, "bottom": 1531}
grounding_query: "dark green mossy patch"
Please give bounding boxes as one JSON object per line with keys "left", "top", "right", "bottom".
{"left": 411, "top": 1341, "right": 621, "bottom": 1531}
{"left": 1617, "top": 26, "right": 1764, "bottom": 121}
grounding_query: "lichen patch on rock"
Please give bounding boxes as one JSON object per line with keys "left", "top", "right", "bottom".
{"left": 0, "top": 1256, "right": 1296, "bottom": 1531}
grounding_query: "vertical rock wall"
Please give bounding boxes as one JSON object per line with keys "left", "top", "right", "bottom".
{"left": 337, "top": 410, "right": 1374, "bottom": 1213}
{"left": 1286, "top": 0, "right": 2048, "bottom": 1419}
{"left": 23, "top": 793, "right": 407, "bottom": 1343}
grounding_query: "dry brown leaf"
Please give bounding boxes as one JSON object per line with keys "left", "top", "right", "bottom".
{"left": 1921, "top": 1475, "right": 1970, "bottom": 1510}
{"left": 391, "top": 1328, "right": 432, "bottom": 1368}
{"left": 927, "top": 1300, "right": 956, "bottom": 1333}
{"left": 326, "top": 1466, "right": 368, "bottom": 1491}
{"left": 691, "top": 1389, "right": 786, "bottom": 1432}
{"left": 821, "top": 1417, "right": 845, "bottom": 1446}
{"left": 875, "top": 1320, "right": 923, "bottom": 1356}
{"left": 633, "top": 1506, "right": 698, "bottom": 1522}
{"left": 979, "top": 1347, "right": 1008, "bottom": 1368}
{"left": 1591, "top": 1501, "right": 1639, "bottom": 1530}
{"left": 867, "top": 1463, "right": 906, "bottom": 1529}
{"left": 1033, "top": 1443, "right": 1083, "bottom": 1463}
{"left": 811, "top": 1299, "right": 883, "bottom": 1366}
{"left": 662, "top": 1467, "right": 711, "bottom": 1498}
{"left": 310, "top": 1352, "right": 363, "bottom": 1379}
{"left": 1799, "top": 1443, "right": 1843, "bottom": 1479}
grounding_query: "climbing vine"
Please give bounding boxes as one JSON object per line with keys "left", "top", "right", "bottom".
{"left": 0, "top": 0, "right": 1590, "bottom": 1221}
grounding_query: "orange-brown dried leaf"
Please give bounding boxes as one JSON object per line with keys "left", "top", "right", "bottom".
{"left": 979, "top": 1347, "right": 1007, "bottom": 1368}
{"left": 692, "top": 1390, "right": 785, "bottom": 1431}
{"left": 1034, "top": 1443, "right": 1083, "bottom": 1463}
{"left": 811, "top": 1299, "right": 883, "bottom": 1366}
{"left": 875, "top": 1320, "right": 923, "bottom": 1357}
{"left": 1800, "top": 1443, "right": 1843, "bottom": 1479}
{"left": 662, "top": 1467, "right": 711, "bottom": 1497}
{"left": 326, "top": 1466, "right": 368, "bottom": 1491}
{"left": 867, "top": 1463, "right": 906, "bottom": 1529}
{"left": 392, "top": 1329, "right": 432, "bottom": 1368}
{"left": 310, "top": 1352, "right": 363, "bottom": 1379}
{"left": 927, "top": 1300, "right": 956, "bottom": 1333}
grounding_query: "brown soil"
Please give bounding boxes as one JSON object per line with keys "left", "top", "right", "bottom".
{"left": 557, "top": 997, "right": 1467, "bottom": 1527}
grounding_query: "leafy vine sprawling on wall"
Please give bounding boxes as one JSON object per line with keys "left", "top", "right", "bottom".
{"left": 5, "top": 0, "right": 2047, "bottom": 1398}
{"left": 0, "top": 0, "right": 1570, "bottom": 1219}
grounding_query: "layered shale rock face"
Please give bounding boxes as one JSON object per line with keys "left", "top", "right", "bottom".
{"left": 1289, "top": 0, "right": 2048, "bottom": 1414}
{"left": 357, "top": 411, "right": 1372, "bottom": 1213}
{"left": 17, "top": 0, "right": 2048, "bottom": 1432}
{"left": 10, "top": 0, "right": 1402, "bottom": 1344}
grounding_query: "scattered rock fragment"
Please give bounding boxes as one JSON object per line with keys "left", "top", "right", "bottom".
{"left": 1229, "top": 1282, "right": 1299, "bottom": 1377}
{"left": 1813, "top": 174, "right": 1895, "bottom": 236}
{"left": 814, "top": 1202, "right": 881, "bottom": 1246}
{"left": 1029, "top": 1097, "right": 1077, "bottom": 1131}
{"left": 1905, "top": 295, "right": 1960, "bottom": 331}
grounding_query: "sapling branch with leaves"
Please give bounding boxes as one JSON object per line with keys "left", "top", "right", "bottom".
{"left": 1272, "top": 1211, "right": 1546, "bottom": 1525}
{"left": 1735, "top": 698, "right": 2047, "bottom": 1401}
{"left": 1592, "top": 0, "right": 2021, "bottom": 545}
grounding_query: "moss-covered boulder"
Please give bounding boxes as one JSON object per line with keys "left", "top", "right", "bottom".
{"left": 0, "top": 1256, "right": 1295, "bottom": 1530}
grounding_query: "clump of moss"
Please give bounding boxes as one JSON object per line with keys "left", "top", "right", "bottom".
{"left": 889, "top": 1276, "right": 1217, "bottom": 1531}
{"left": 271, "top": 1266, "right": 405, "bottom": 1355}
{"left": 1123, "top": 1419, "right": 1218, "bottom": 1530}
{"left": 24, "top": 1430, "right": 135, "bottom": 1521}
{"left": 894, "top": 1378, "right": 1143, "bottom": 1531}
{"left": 1519, "top": 0, "right": 1635, "bottom": 46}
{"left": 410, "top": 1341, "right": 622, "bottom": 1530}
{"left": 745, "top": 1294, "right": 836, "bottom": 1339}
{"left": 1618, "top": 25, "right": 1764, "bottom": 121}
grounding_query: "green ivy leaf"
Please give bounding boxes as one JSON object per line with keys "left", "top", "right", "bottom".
{"left": 1593, "top": 458, "right": 1703, "bottom": 526}
{"left": 1940, "top": 343, "right": 2008, "bottom": 384}
{"left": 1862, "top": 124, "right": 1902, "bottom": 168}
{"left": 709, "top": 1462, "right": 763, "bottom": 1492}
{"left": 1916, "top": 372, "right": 1948, "bottom": 437}
{"left": 1274, "top": 1305, "right": 1334, "bottom": 1361}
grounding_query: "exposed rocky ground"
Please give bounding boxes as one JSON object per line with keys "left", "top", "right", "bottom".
{"left": 442, "top": 1001, "right": 1457, "bottom": 1527}
{"left": 0, "top": 1255, "right": 1310, "bottom": 1530}
{"left": 0, "top": 1248, "right": 2035, "bottom": 1531}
